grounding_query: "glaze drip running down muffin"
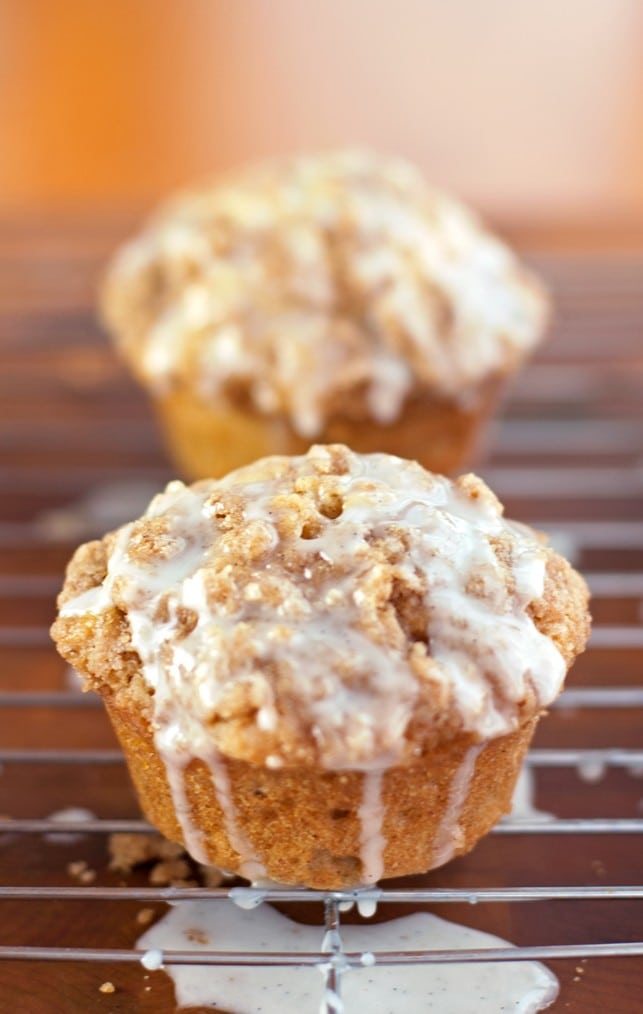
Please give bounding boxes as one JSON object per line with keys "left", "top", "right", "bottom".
{"left": 102, "top": 150, "right": 549, "bottom": 478}
{"left": 52, "top": 445, "right": 589, "bottom": 888}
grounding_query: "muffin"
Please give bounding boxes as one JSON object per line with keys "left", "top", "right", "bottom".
{"left": 101, "top": 150, "right": 548, "bottom": 479}
{"left": 51, "top": 445, "right": 589, "bottom": 889}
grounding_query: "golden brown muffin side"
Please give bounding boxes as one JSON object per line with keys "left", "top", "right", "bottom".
{"left": 154, "top": 372, "right": 507, "bottom": 480}
{"left": 104, "top": 695, "right": 537, "bottom": 888}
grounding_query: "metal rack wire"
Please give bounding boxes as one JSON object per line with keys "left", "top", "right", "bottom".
{"left": 1, "top": 242, "right": 642, "bottom": 1011}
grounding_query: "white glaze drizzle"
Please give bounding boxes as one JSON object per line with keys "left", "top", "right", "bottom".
{"left": 204, "top": 747, "right": 265, "bottom": 881}
{"left": 508, "top": 765, "right": 554, "bottom": 823}
{"left": 356, "top": 891, "right": 381, "bottom": 919}
{"left": 140, "top": 948, "right": 164, "bottom": 971}
{"left": 229, "top": 887, "right": 268, "bottom": 910}
{"left": 61, "top": 484, "right": 265, "bottom": 874}
{"left": 137, "top": 900, "right": 559, "bottom": 1013}
{"left": 431, "top": 744, "right": 483, "bottom": 868}
{"left": 44, "top": 807, "right": 96, "bottom": 845}
{"left": 357, "top": 771, "right": 387, "bottom": 885}
{"left": 155, "top": 750, "right": 209, "bottom": 865}
{"left": 576, "top": 756, "right": 607, "bottom": 784}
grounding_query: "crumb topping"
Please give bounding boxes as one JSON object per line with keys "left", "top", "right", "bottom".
{"left": 108, "top": 832, "right": 225, "bottom": 888}
{"left": 102, "top": 150, "right": 548, "bottom": 435}
{"left": 52, "top": 446, "right": 589, "bottom": 769}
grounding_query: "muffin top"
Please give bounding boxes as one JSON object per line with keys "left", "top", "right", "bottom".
{"left": 102, "top": 150, "right": 548, "bottom": 437}
{"left": 52, "top": 445, "right": 589, "bottom": 771}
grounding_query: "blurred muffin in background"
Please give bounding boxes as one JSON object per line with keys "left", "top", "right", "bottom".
{"left": 101, "top": 150, "right": 548, "bottom": 479}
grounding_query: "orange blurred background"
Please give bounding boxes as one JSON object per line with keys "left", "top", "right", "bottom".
{"left": 2, "top": 0, "right": 643, "bottom": 234}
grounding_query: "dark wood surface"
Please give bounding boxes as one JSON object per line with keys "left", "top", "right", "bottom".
{"left": 0, "top": 218, "right": 642, "bottom": 1013}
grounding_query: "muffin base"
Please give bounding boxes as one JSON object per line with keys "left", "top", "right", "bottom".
{"left": 106, "top": 698, "right": 536, "bottom": 889}
{"left": 153, "top": 375, "right": 505, "bottom": 481}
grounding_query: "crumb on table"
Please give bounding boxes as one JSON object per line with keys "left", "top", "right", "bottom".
{"left": 66, "top": 859, "right": 96, "bottom": 884}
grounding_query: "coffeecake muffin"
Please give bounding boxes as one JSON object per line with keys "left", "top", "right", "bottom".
{"left": 51, "top": 445, "right": 589, "bottom": 889}
{"left": 102, "top": 150, "right": 548, "bottom": 479}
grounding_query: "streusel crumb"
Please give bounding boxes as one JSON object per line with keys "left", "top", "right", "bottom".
{"left": 108, "top": 832, "right": 184, "bottom": 872}
{"left": 52, "top": 445, "right": 589, "bottom": 771}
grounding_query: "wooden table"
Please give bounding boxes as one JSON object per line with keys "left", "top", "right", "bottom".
{"left": 0, "top": 217, "right": 642, "bottom": 1013}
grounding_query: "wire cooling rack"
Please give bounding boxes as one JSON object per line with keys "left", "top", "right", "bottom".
{"left": 0, "top": 228, "right": 642, "bottom": 1012}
